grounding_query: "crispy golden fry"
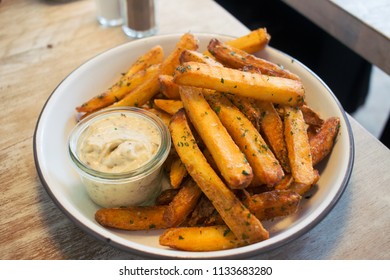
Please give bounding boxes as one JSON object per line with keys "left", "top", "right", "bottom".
{"left": 208, "top": 38, "right": 300, "bottom": 80}
{"left": 204, "top": 27, "right": 271, "bottom": 57}
{"left": 95, "top": 206, "right": 169, "bottom": 230}
{"left": 111, "top": 33, "right": 198, "bottom": 108}
{"left": 186, "top": 195, "right": 216, "bottom": 226}
{"left": 77, "top": 64, "right": 160, "bottom": 113}
{"left": 243, "top": 190, "right": 301, "bottom": 220}
{"left": 160, "top": 32, "right": 199, "bottom": 76}
{"left": 158, "top": 74, "right": 180, "bottom": 99}
{"left": 169, "top": 156, "right": 188, "bottom": 188}
{"left": 160, "top": 225, "right": 243, "bottom": 251}
{"left": 301, "top": 104, "right": 324, "bottom": 129}
{"left": 174, "top": 62, "right": 305, "bottom": 106}
{"left": 155, "top": 189, "right": 179, "bottom": 205}
{"left": 124, "top": 45, "right": 164, "bottom": 78}
{"left": 256, "top": 101, "right": 291, "bottom": 173}
{"left": 154, "top": 99, "right": 184, "bottom": 115}
{"left": 274, "top": 174, "right": 294, "bottom": 190}
{"left": 310, "top": 117, "right": 340, "bottom": 166}
{"left": 206, "top": 93, "right": 284, "bottom": 187}
{"left": 226, "top": 27, "right": 271, "bottom": 54}
{"left": 180, "top": 49, "right": 223, "bottom": 66}
{"left": 289, "top": 169, "right": 320, "bottom": 195}
{"left": 164, "top": 179, "right": 202, "bottom": 227}
{"left": 110, "top": 68, "right": 161, "bottom": 108}
{"left": 144, "top": 107, "right": 172, "bottom": 128}
{"left": 226, "top": 94, "right": 262, "bottom": 131}
{"left": 179, "top": 86, "right": 253, "bottom": 189}
{"left": 284, "top": 106, "right": 315, "bottom": 186}
{"left": 169, "top": 109, "right": 269, "bottom": 244}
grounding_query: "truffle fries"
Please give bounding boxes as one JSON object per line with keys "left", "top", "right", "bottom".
{"left": 169, "top": 108, "right": 269, "bottom": 245}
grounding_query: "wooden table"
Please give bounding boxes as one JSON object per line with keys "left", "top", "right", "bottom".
{"left": 1, "top": 0, "right": 389, "bottom": 259}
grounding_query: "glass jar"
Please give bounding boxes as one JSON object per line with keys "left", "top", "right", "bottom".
{"left": 68, "top": 107, "right": 171, "bottom": 208}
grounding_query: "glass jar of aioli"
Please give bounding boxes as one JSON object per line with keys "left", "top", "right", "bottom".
{"left": 68, "top": 107, "right": 171, "bottom": 208}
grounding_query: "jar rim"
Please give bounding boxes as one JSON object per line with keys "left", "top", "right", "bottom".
{"left": 68, "top": 106, "right": 171, "bottom": 183}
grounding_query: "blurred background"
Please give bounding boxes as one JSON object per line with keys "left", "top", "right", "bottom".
{"left": 216, "top": 0, "right": 390, "bottom": 148}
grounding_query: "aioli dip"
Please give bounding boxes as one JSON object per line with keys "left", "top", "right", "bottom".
{"left": 78, "top": 113, "right": 161, "bottom": 173}
{"left": 68, "top": 107, "right": 171, "bottom": 208}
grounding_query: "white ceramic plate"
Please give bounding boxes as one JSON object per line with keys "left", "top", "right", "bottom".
{"left": 34, "top": 33, "right": 354, "bottom": 259}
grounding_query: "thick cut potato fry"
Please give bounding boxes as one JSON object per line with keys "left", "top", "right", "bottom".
{"left": 256, "top": 101, "right": 291, "bottom": 173}
{"left": 169, "top": 156, "right": 188, "bottom": 188}
{"left": 158, "top": 74, "right": 180, "bottom": 99}
{"left": 160, "top": 32, "right": 199, "bottom": 76}
{"left": 203, "top": 28, "right": 271, "bottom": 57}
{"left": 95, "top": 206, "right": 169, "bottom": 230}
{"left": 154, "top": 99, "right": 184, "bottom": 115}
{"left": 77, "top": 64, "right": 160, "bottom": 113}
{"left": 111, "top": 33, "right": 198, "bottom": 107}
{"left": 284, "top": 106, "right": 315, "bottom": 186}
{"left": 310, "top": 117, "right": 340, "bottom": 166}
{"left": 174, "top": 62, "right": 305, "bottom": 106}
{"left": 160, "top": 225, "right": 243, "bottom": 251}
{"left": 164, "top": 179, "right": 202, "bottom": 227}
{"left": 289, "top": 169, "right": 320, "bottom": 195}
{"left": 227, "top": 94, "right": 262, "bottom": 131}
{"left": 274, "top": 174, "right": 294, "bottom": 190}
{"left": 206, "top": 93, "right": 284, "bottom": 187}
{"left": 169, "top": 109, "right": 269, "bottom": 244}
{"left": 243, "top": 190, "right": 301, "bottom": 221}
{"left": 208, "top": 38, "right": 300, "bottom": 80}
{"left": 123, "top": 45, "right": 164, "bottom": 78}
{"left": 226, "top": 27, "right": 271, "bottom": 54}
{"left": 180, "top": 49, "right": 223, "bottom": 67}
{"left": 110, "top": 68, "right": 161, "bottom": 108}
{"left": 179, "top": 86, "right": 253, "bottom": 189}
{"left": 144, "top": 107, "right": 171, "bottom": 128}
{"left": 155, "top": 189, "right": 179, "bottom": 205}
{"left": 301, "top": 104, "right": 324, "bottom": 129}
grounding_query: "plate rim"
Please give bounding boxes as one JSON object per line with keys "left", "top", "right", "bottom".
{"left": 33, "top": 32, "right": 355, "bottom": 259}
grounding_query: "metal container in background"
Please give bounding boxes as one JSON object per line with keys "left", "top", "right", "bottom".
{"left": 120, "top": 0, "right": 157, "bottom": 38}
{"left": 95, "top": 0, "right": 123, "bottom": 27}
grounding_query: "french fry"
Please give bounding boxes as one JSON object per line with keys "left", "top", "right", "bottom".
{"left": 154, "top": 99, "right": 184, "bottom": 115}
{"left": 226, "top": 94, "right": 262, "bottom": 131}
{"left": 169, "top": 156, "right": 188, "bottom": 188}
{"left": 274, "top": 174, "right": 294, "bottom": 190}
{"left": 180, "top": 49, "right": 223, "bottom": 66}
{"left": 163, "top": 179, "right": 202, "bottom": 227}
{"left": 301, "top": 104, "right": 324, "bottom": 129}
{"left": 208, "top": 38, "right": 300, "bottom": 80}
{"left": 243, "top": 190, "right": 301, "bottom": 221}
{"left": 225, "top": 27, "right": 271, "bottom": 54}
{"left": 158, "top": 74, "right": 180, "bottom": 99}
{"left": 160, "top": 32, "right": 199, "bottom": 76}
{"left": 169, "top": 109, "right": 269, "bottom": 244}
{"left": 310, "top": 117, "right": 340, "bottom": 166}
{"left": 123, "top": 45, "right": 164, "bottom": 78}
{"left": 144, "top": 107, "right": 172, "bottom": 128}
{"left": 284, "top": 106, "right": 315, "bottom": 186}
{"left": 77, "top": 64, "right": 161, "bottom": 114}
{"left": 179, "top": 86, "right": 253, "bottom": 189}
{"left": 206, "top": 92, "right": 284, "bottom": 187}
{"left": 155, "top": 189, "right": 179, "bottom": 205}
{"left": 111, "top": 33, "right": 198, "bottom": 108}
{"left": 203, "top": 27, "right": 271, "bottom": 57}
{"left": 256, "top": 101, "right": 291, "bottom": 173}
{"left": 186, "top": 195, "right": 216, "bottom": 227}
{"left": 95, "top": 206, "right": 169, "bottom": 230}
{"left": 174, "top": 62, "right": 305, "bottom": 106}
{"left": 160, "top": 225, "right": 243, "bottom": 251}
{"left": 289, "top": 169, "right": 320, "bottom": 195}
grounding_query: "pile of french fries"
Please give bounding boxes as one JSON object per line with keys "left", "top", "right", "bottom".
{"left": 76, "top": 28, "right": 340, "bottom": 252}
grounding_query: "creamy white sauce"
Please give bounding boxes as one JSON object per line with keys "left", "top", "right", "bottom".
{"left": 78, "top": 114, "right": 161, "bottom": 173}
